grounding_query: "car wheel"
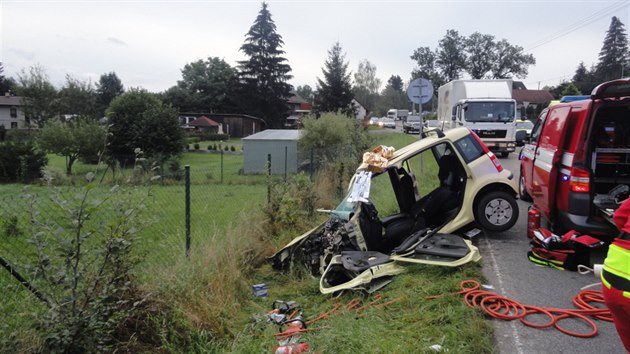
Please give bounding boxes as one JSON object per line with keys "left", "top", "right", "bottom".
{"left": 475, "top": 191, "right": 519, "bottom": 232}
{"left": 519, "top": 172, "right": 532, "bottom": 202}
{"left": 500, "top": 152, "right": 509, "bottom": 158}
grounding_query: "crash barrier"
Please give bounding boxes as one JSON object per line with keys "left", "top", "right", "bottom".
{"left": 427, "top": 280, "right": 612, "bottom": 338}
{"left": 267, "top": 294, "right": 403, "bottom": 353}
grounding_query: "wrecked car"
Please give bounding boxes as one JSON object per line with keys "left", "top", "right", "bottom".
{"left": 270, "top": 127, "right": 519, "bottom": 293}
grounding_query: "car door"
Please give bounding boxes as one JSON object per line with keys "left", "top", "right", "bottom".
{"left": 531, "top": 105, "right": 572, "bottom": 216}
{"left": 520, "top": 110, "right": 547, "bottom": 197}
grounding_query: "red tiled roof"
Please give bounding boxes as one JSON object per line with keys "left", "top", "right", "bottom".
{"left": 189, "top": 115, "right": 219, "bottom": 127}
{"left": 512, "top": 90, "right": 554, "bottom": 104}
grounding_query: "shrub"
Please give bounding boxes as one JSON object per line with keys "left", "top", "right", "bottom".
{"left": 0, "top": 141, "right": 48, "bottom": 183}
{"left": 230, "top": 146, "right": 235, "bottom": 152}
{"left": 263, "top": 173, "right": 319, "bottom": 235}
{"left": 224, "top": 145, "right": 229, "bottom": 151}
{"left": 207, "top": 145, "right": 213, "bottom": 151}
{"left": 194, "top": 143, "right": 200, "bottom": 150}
{"left": 186, "top": 132, "right": 229, "bottom": 142}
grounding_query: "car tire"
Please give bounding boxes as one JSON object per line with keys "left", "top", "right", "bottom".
{"left": 518, "top": 172, "right": 532, "bottom": 202}
{"left": 500, "top": 152, "right": 509, "bottom": 158}
{"left": 475, "top": 191, "right": 519, "bottom": 232}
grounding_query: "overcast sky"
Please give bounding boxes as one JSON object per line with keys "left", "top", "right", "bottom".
{"left": 2, "top": 0, "right": 629, "bottom": 93}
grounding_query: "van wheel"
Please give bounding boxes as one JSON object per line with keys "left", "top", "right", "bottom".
{"left": 475, "top": 191, "right": 519, "bottom": 232}
{"left": 518, "top": 173, "right": 532, "bottom": 202}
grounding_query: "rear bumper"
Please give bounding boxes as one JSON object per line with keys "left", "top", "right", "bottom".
{"left": 556, "top": 210, "right": 618, "bottom": 242}
{"left": 485, "top": 141, "right": 516, "bottom": 153}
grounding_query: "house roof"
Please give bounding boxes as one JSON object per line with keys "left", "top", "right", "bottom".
{"left": 189, "top": 115, "right": 219, "bottom": 127}
{"left": 512, "top": 89, "right": 554, "bottom": 104}
{"left": 0, "top": 96, "right": 22, "bottom": 106}
{"left": 242, "top": 129, "right": 301, "bottom": 141}
{"left": 288, "top": 91, "right": 307, "bottom": 104}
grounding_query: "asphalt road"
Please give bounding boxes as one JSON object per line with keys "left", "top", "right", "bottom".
{"left": 477, "top": 153, "right": 626, "bottom": 354}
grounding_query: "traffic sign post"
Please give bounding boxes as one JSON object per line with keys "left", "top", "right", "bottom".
{"left": 407, "top": 78, "right": 433, "bottom": 114}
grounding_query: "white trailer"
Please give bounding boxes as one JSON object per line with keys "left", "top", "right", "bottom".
{"left": 437, "top": 79, "right": 517, "bottom": 157}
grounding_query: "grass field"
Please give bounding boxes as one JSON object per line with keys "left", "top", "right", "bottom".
{"left": 0, "top": 132, "right": 492, "bottom": 353}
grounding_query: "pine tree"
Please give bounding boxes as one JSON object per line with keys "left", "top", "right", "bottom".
{"left": 597, "top": 16, "right": 629, "bottom": 81}
{"left": 572, "top": 62, "right": 598, "bottom": 95}
{"left": 314, "top": 42, "right": 355, "bottom": 117}
{"left": 238, "top": 2, "right": 293, "bottom": 129}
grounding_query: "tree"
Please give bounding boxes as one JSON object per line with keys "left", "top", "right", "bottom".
{"left": 410, "top": 46, "right": 444, "bottom": 98}
{"left": 464, "top": 32, "right": 496, "bottom": 79}
{"left": 435, "top": 29, "right": 466, "bottom": 81}
{"left": 596, "top": 16, "right": 629, "bottom": 82}
{"left": 15, "top": 65, "right": 58, "bottom": 127}
{"left": 106, "top": 89, "right": 183, "bottom": 165}
{"left": 58, "top": 75, "right": 98, "bottom": 119}
{"left": 296, "top": 85, "right": 314, "bottom": 103}
{"left": 0, "top": 62, "right": 16, "bottom": 95}
{"left": 560, "top": 82, "right": 582, "bottom": 96}
{"left": 386, "top": 75, "right": 404, "bottom": 92}
{"left": 37, "top": 118, "right": 107, "bottom": 175}
{"left": 314, "top": 42, "right": 355, "bottom": 117}
{"left": 96, "top": 72, "right": 124, "bottom": 118}
{"left": 572, "top": 62, "right": 598, "bottom": 95}
{"left": 165, "top": 57, "right": 238, "bottom": 113}
{"left": 352, "top": 59, "right": 381, "bottom": 113}
{"left": 490, "top": 39, "right": 535, "bottom": 79}
{"left": 238, "top": 2, "right": 293, "bottom": 128}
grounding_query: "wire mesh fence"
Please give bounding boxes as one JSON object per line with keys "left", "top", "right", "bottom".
{"left": 0, "top": 144, "right": 362, "bottom": 319}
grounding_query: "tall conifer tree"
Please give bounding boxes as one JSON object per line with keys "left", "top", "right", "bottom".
{"left": 238, "top": 2, "right": 293, "bottom": 129}
{"left": 314, "top": 42, "right": 355, "bottom": 117}
{"left": 597, "top": 16, "right": 629, "bottom": 81}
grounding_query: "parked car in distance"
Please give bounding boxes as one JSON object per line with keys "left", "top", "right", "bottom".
{"left": 514, "top": 120, "right": 534, "bottom": 145}
{"left": 270, "top": 127, "right": 519, "bottom": 292}
{"left": 379, "top": 117, "right": 396, "bottom": 129}
{"left": 403, "top": 115, "right": 422, "bottom": 134}
{"left": 519, "top": 78, "right": 630, "bottom": 241}
{"left": 369, "top": 116, "right": 380, "bottom": 125}
{"left": 424, "top": 120, "right": 442, "bottom": 128}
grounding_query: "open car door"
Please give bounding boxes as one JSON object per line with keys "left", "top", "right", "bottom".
{"left": 531, "top": 105, "right": 572, "bottom": 217}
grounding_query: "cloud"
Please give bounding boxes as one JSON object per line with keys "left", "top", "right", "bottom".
{"left": 107, "top": 37, "right": 127, "bottom": 46}
{"left": 8, "top": 48, "right": 35, "bottom": 61}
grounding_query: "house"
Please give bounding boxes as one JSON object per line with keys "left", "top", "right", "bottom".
{"left": 512, "top": 82, "right": 554, "bottom": 120}
{"left": 188, "top": 115, "right": 220, "bottom": 133}
{"left": 285, "top": 91, "right": 312, "bottom": 128}
{"left": 0, "top": 95, "right": 29, "bottom": 130}
{"left": 352, "top": 99, "right": 367, "bottom": 121}
{"left": 178, "top": 113, "right": 266, "bottom": 138}
{"left": 242, "top": 129, "right": 301, "bottom": 174}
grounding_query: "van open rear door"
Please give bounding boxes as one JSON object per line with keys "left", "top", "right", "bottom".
{"left": 531, "top": 106, "right": 572, "bottom": 216}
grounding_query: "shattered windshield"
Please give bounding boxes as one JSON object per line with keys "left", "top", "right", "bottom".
{"left": 463, "top": 101, "right": 515, "bottom": 123}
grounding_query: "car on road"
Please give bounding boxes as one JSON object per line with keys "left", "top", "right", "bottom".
{"left": 378, "top": 117, "right": 396, "bottom": 129}
{"left": 514, "top": 119, "right": 534, "bottom": 145}
{"left": 403, "top": 115, "right": 422, "bottom": 134}
{"left": 270, "top": 127, "right": 519, "bottom": 293}
{"left": 369, "top": 116, "right": 379, "bottom": 125}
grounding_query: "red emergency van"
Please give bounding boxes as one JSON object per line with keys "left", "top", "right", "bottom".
{"left": 519, "top": 79, "right": 630, "bottom": 241}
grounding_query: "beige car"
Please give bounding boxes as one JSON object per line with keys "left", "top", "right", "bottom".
{"left": 270, "top": 127, "right": 519, "bottom": 292}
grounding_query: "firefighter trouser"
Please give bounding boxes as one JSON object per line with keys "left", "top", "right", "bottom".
{"left": 602, "top": 280, "right": 630, "bottom": 352}
{"left": 601, "top": 239, "right": 630, "bottom": 352}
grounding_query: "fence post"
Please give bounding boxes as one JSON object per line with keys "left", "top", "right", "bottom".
{"left": 284, "top": 146, "right": 288, "bottom": 182}
{"left": 220, "top": 149, "right": 224, "bottom": 184}
{"left": 337, "top": 162, "right": 344, "bottom": 198}
{"left": 267, "top": 153, "right": 272, "bottom": 206}
{"left": 185, "top": 165, "right": 191, "bottom": 259}
{"left": 310, "top": 149, "right": 314, "bottom": 181}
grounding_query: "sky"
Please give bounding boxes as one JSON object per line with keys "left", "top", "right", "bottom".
{"left": 2, "top": 0, "right": 629, "bottom": 93}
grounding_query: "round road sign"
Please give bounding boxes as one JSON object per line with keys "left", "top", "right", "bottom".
{"left": 407, "top": 78, "right": 433, "bottom": 104}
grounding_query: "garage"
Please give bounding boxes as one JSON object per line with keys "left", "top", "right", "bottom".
{"left": 242, "top": 129, "right": 301, "bottom": 174}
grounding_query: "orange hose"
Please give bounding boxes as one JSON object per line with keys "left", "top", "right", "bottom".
{"left": 427, "top": 280, "right": 612, "bottom": 338}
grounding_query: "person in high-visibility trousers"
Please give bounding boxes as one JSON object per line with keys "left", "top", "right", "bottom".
{"left": 606, "top": 198, "right": 630, "bottom": 352}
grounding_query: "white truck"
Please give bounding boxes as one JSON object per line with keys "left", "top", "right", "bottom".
{"left": 386, "top": 109, "right": 409, "bottom": 121}
{"left": 437, "top": 79, "right": 517, "bottom": 157}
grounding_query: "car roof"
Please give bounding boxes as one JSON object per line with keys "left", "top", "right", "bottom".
{"left": 386, "top": 127, "right": 470, "bottom": 167}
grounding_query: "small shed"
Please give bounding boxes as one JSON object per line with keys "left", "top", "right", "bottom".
{"left": 189, "top": 115, "right": 220, "bottom": 132}
{"left": 242, "top": 129, "right": 301, "bottom": 174}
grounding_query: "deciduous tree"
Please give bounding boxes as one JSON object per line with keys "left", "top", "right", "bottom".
{"left": 58, "top": 75, "right": 98, "bottom": 119}
{"left": 314, "top": 42, "right": 355, "bottom": 117}
{"left": 490, "top": 39, "right": 535, "bottom": 79}
{"left": 238, "top": 2, "right": 293, "bottom": 128}
{"left": 353, "top": 59, "right": 381, "bottom": 113}
{"left": 436, "top": 29, "right": 466, "bottom": 81}
{"left": 106, "top": 89, "right": 183, "bottom": 165}
{"left": 37, "top": 118, "right": 106, "bottom": 175}
{"left": 296, "top": 85, "right": 314, "bottom": 103}
{"left": 16, "top": 65, "right": 58, "bottom": 127}
{"left": 464, "top": 32, "right": 496, "bottom": 79}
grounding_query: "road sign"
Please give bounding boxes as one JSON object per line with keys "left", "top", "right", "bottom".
{"left": 407, "top": 78, "right": 433, "bottom": 105}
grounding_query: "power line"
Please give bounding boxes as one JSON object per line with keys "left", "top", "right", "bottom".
{"left": 524, "top": 0, "right": 628, "bottom": 52}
